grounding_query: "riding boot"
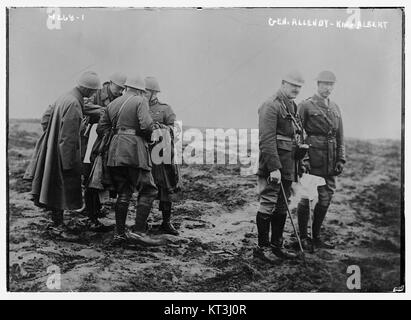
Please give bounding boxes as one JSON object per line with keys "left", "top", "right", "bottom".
{"left": 270, "top": 213, "right": 297, "bottom": 259}
{"left": 253, "top": 212, "right": 279, "bottom": 263}
{"left": 114, "top": 201, "right": 129, "bottom": 236}
{"left": 160, "top": 210, "right": 179, "bottom": 235}
{"left": 130, "top": 205, "right": 163, "bottom": 246}
{"left": 312, "top": 204, "right": 335, "bottom": 249}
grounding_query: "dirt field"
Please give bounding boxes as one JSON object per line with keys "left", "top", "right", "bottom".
{"left": 7, "top": 119, "right": 403, "bottom": 292}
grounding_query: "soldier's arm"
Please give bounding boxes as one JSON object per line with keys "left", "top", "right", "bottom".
{"left": 259, "top": 101, "right": 281, "bottom": 172}
{"left": 59, "top": 103, "right": 82, "bottom": 171}
{"left": 336, "top": 105, "right": 346, "bottom": 163}
{"left": 137, "top": 97, "right": 155, "bottom": 132}
{"left": 163, "top": 105, "right": 177, "bottom": 136}
{"left": 96, "top": 107, "right": 112, "bottom": 137}
{"left": 83, "top": 103, "right": 103, "bottom": 124}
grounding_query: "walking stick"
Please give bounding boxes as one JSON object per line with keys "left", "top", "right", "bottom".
{"left": 279, "top": 182, "right": 307, "bottom": 266}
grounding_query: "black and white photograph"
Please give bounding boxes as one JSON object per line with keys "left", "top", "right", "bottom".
{"left": 4, "top": 2, "right": 405, "bottom": 296}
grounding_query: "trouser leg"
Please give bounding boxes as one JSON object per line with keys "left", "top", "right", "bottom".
{"left": 134, "top": 170, "right": 158, "bottom": 232}
{"left": 313, "top": 176, "right": 336, "bottom": 249}
{"left": 314, "top": 176, "right": 335, "bottom": 239}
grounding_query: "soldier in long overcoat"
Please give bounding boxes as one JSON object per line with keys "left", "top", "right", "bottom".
{"left": 23, "top": 71, "right": 101, "bottom": 239}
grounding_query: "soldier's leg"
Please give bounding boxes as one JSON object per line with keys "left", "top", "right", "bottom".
{"left": 313, "top": 176, "right": 336, "bottom": 248}
{"left": 125, "top": 169, "right": 163, "bottom": 246}
{"left": 270, "top": 180, "right": 297, "bottom": 259}
{"left": 159, "top": 198, "right": 179, "bottom": 236}
{"left": 254, "top": 176, "right": 279, "bottom": 262}
{"left": 110, "top": 167, "right": 132, "bottom": 237}
{"left": 133, "top": 170, "right": 158, "bottom": 232}
{"left": 256, "top": 176, "right": 277, "bottom": 248}
{"left": 48, "top": 208, "right": 79, "bottom": 241}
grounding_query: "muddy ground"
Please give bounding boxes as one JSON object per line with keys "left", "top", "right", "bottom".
{"left": 7, "top": 119, "right": 403, "bottom": 292}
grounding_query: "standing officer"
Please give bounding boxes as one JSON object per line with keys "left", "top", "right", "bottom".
{"left": 25, "top": 71, "right": 101, "bottom": 240}
{"left": 296, "top": 71, "right": 346, "bottom": 249}
{"left": 255, "top": 71, "right": 305, "bottom": 261}
{"left": 144, "top": 76, "right": 180, "bottom": 236}
{"left": 82, "top": 72, "right": 127, "bottom": 231}
{"left": 96, "top": 74, "right": 162, "bottom": 246}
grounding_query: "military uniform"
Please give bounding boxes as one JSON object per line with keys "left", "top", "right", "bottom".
{"left": 82, "top": 82, "right": 119, "bottom": 225}
{"left": 148, "top": 98, "right": 180, "bottom": 206}
{"left": 24, "top": 71, "right": 101, "bottom": 240}
{"left": 256, "top": 89, "right": 303, "bottom": 258}
{"left": 297, "top": 93, "right": 346, "bottom": 246}
{"left": 97, "top": 91, "right": 158, "bottom": 239}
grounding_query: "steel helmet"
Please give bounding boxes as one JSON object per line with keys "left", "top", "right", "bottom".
{"left": 316, "top": 71, "right": 336, "bottom": 83}
{"left": 77, "top": 71, "right": 101, "bottom": 90}
{"left": 282, "top": 71, "right": 305, "bottom": 86}
{"left": 145, "top": 76, "right": 161, "bottom": 92}
{"left": 124, "top": 75, "right": 146, "bottom": 92}
{"left": 109, "top": 72, "right": 127, "bottom": 88}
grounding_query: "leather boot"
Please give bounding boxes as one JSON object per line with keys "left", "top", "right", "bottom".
{"left": 295, "top": 199, "right": 314, "bottom": 252}
{"left": 114, "top": 201, "right": 129, "bottom": 236}
{"left": 131, "top": 205, "right": 163, "bottom": 246}
{"left": 256, "top": 211, "right": 271, "bottom": 247}
{"left": 312, "top": 204, "right": 335, "bottom": 249}
{"left": 253, "top": 212, "right": 278, "bottom": 264}
{"left": 48, "top": 210, "right": 79, "bottom": 242}
{"left": 270, "top": 214, "right": 297, "bottom": 259}
{"left": 253, "top": 212, "right": 279, "bottom": 263}
{"left": 160, "top": 210, "right": 179, "bottom": 235}
{"left": 84, "top": 190, "right": 113, "bottom": 232}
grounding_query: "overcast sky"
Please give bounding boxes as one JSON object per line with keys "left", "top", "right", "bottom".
{"left": 8, "top": 7, "right": 402, "bottom": 139}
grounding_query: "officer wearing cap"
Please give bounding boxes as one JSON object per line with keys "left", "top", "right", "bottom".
{"left": 296, "top": 71, "right": 346, "bottom": 250}
{"left": 97, "top": 74, "right": 163, "bottom": 247}
{"left": 255, "top": 71, "right": 305, "bottom": 262}
{"left": 81, "top": 72, "right": 127, "bottom": 232}
{"left": 25, "top": 71, "right": 101, "bottom": 240}
{"left": 144, "top": 76, "right": 180, "bottom": 236}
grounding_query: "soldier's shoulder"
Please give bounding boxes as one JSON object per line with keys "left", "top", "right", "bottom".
{"left": 158, "top": 101, "right": 174, "bottom": 112}
{"left": 263, "top": 95, "right": 280, "bottom": 106}
{"left": 329, "top": 100, "right": 340, "bottom": 108}
{"left": 61, "top": 90, "right": 82, "bottom": 106}
{"left": 298, "top": 97, "right": 314, "bottom": 107}
{"left": 259, "top": 95, "right": 280, "bottom": 114}
{"left": 329, "top": 100, "right": 342, "bottom": 114}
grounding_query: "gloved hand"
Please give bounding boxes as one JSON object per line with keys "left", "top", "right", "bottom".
{"left": 334, "top": 161, "right": 344, "bottom": 175}
{"left": 268, "top": 170, "right": 281, "bottom": 184}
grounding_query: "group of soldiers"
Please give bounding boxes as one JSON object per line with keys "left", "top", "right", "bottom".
{"left": 24, "top": 71, "right": 180, "bottom": 246}
{"left": 23, "top": 68, "right": 345, "bottom": 260}
{"left": 255, "top": 70, "right": 345, "bottom": 262}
